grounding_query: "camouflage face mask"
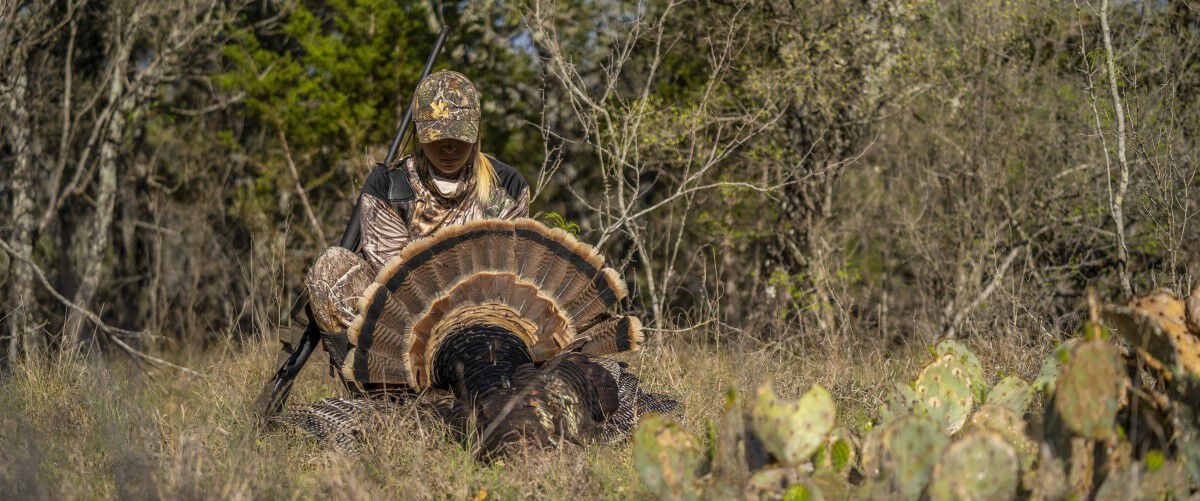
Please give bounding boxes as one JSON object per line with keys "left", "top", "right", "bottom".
{"left": 412, "top": 69, "right": 481, "bottom": 144}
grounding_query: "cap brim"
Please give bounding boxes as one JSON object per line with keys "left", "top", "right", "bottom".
{"left": 416, "top": 120, "right": 479, "bottom": 144}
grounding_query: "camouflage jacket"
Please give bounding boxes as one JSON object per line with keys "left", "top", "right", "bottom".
{"left": 356, "top": 155, "right": 530, "bottom": 271}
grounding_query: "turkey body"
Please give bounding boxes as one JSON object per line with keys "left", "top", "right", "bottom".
{"left": 434, "top": 324, "right": 623, "bottom": 456}
{"left": 276, "top": 219, "right": 678, "bottom": 457}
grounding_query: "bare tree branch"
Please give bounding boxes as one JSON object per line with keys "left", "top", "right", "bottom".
{"left": 0, "top": 237, "right": 201, "bottom": 377}
{"left": 940, "top": 245, "right": 1024, "bottom": 340}
{"left": 278, "top": 128, "right": 327, "bottom": 245}
{"left": 1100, "top": 0, "right": 1133, "bottom": 297}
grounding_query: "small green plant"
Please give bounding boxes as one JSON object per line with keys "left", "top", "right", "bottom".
{"left": 540, "top": 211, "right": 582, "bottom": 236}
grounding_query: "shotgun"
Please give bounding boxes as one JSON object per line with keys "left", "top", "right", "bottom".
{"left": 340, "top": 22, "right": 452, "bottom": 251}
{"left": 254, "top": 14, "right": 452, "bottom": 424}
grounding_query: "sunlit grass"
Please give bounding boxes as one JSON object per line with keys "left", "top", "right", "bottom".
{"left": 0, "top": 328, "right": 1045, "bottom": 499}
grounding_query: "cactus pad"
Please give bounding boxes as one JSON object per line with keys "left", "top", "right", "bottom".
{"left": 751, "top": 383, "right": 837, "bottom": 466}
{"left": 1104, "top": 291, "right": 1200, "bottom": 381}
{"left": 855, "top": 479, "right": 898, "bottom": 500}
{"left": 1094, "top": 458, "right": 1188, "bottom": 500}
{"left": 935, "top": 339, "right": 987, "bottom": 398}
{"left": 1032, "top": 338, "right": 1080, "bottom": 395}
{"left": 880, "top": 414, "right": 949, "bottom": 500}
{"left": 631, "top": 415, "right": 703, "bottom": 499}
{"left": 859, "top": 426, "right": 884, "bottom": 479}
{"left": 744, "top": 467, "right": 807, "bottom": 499}
{"left": 878, "top": 382, "right": 918, "bottom": 426}
{"left": 913, "top": 354, "right": 975, "bottom": 433}
{"left": 1067, "top": 437, "right": 1095, "bottom": 495}
{"left": 712, "top": 389, "right": 751, "bottom": 485}
{"left": 812, "top": 427, "right": 856, "bottom": 476}
{"left": 780, "top": 483, "right": 815, "bottom": 501}
{"left": 928, "top": 431, "right": 1018, "bottom": 501}
{"left": 1094, "top": 463, "right": 1137, "bottom": 500}
{"left": 1052, "top": 339, "right": 1125, "bottom": 439}
{"left": 808, "top": 471, "right": 850, "bottom": 500}
{"left": 1141, "top": 458, "right": 1190, "bottom": 498}
{"left": 965, "top": 404, "right": 1035, "bottom": 471}
{"left": 986, "top": 376, "right": 1032, "bottom": 415}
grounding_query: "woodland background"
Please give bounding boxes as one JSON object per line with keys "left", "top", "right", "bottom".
{"left": 2, "top": 0, "right": 1198, "bottom": 356}
{"left": 0, "top": 0, "right": 1197, "bottom": 497}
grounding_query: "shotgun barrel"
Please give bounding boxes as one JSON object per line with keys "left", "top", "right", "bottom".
{"left": 258, "top": 16, "right": 454, "bottom": 424}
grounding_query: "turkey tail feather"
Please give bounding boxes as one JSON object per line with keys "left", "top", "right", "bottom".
{"left": 342, "top": 219, "right": 637, "bottom": 392}
{"left": 281, "top": 219, "right": 677, "bottom": 458}
{"left": 576, "top": 316, "right": 644, "bottom": 356}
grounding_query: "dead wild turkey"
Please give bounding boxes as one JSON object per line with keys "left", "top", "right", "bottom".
{"left": 272, "top": 219, "right": 678, "bottom": 456}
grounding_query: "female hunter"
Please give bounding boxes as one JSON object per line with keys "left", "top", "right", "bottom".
{"left": 305, "top": 70, "right": 530, "bottom": 341}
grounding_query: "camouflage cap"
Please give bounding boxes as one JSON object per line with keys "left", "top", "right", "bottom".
{"left": 412, "top": 70, "right": 481, "bottom": 144}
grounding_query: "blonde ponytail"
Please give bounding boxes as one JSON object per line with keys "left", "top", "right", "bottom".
{"left": 472, "top": 141, "right": 497, "bottom": 203}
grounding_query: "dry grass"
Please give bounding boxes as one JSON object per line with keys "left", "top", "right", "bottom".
{"left": 0, "top": 327, "right": 1047, "bottom": 500}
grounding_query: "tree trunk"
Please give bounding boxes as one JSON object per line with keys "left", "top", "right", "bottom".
{"left": 4, "top": 49, "right": 45, "bottom": 359}
{"left": 63, "top": 41, "right": 133, "bottom": 350}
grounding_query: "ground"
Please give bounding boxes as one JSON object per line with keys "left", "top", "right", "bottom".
{"left": 0, "top": 328, "right": 1050, "bottom": 499}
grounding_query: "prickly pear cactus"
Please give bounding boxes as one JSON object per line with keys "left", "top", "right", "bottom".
{"left": 751, "top": 383, "right": 836, "bottom": 466}
{"left": 964, "top": 404, "right": 1036, "bottom": 471}
{"left": 1032, "top": 338, "right": 1080, "bottom": 395}
{"left": 811, "top": 427, "right": 856, "bottom": 477}
{"left": 627, "top": 291, "right": 1200, "bottom": 500}
{"left": 1026, "top": 443, "right": 1069, "bottom": 500}
{"left": 745, "top": 470, "right": 847, "bottom": 501}
{"left": 880, "top": 414, "right": 950, "bottom": 500}
{"left": 913, "top": 354, "right": 975, "bottom": 434}
{"left": 878, "top": 382, "right": 918, "bottom": 427}
{"left": 631, "top": 415, "right": 703, "bottom": 499}
{"left": 1104, "top": 291, "right": 1200, "bottom": 376}
{"left": 859, "top": 426, "right": 884, "bottom": 479}
{"left": 1091, "top": 454, "right": 1190, "bottom": 500}
{"left": 986, "top": 376, "right": 1032, "bottom": 415}
{"left": 1052, "top": 339, "right": 1126, "bottom": 439}
{"left": 1104, "top": 291, "right": 1200, "bottom": 420}
{"left": 744, "top": 467, "right": 807, "bottom": 499}
{"left": 808, "top": 470, "right": 850, "bottom": 500}
{"left": 713, "top": 389, "right": 751, "bottom": 485}
{"left": 927, "top": 431, "right": 1019, "bottom": 501}
{"left": 935, "top": 339, "right": 987, "bottom": 399}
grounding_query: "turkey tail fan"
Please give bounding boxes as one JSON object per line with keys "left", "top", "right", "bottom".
{"left": 573, "top": 315, "right": 644, "bottom": 356}
{"left": 342, "top": 218, "right": 634, "bottom": 393}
